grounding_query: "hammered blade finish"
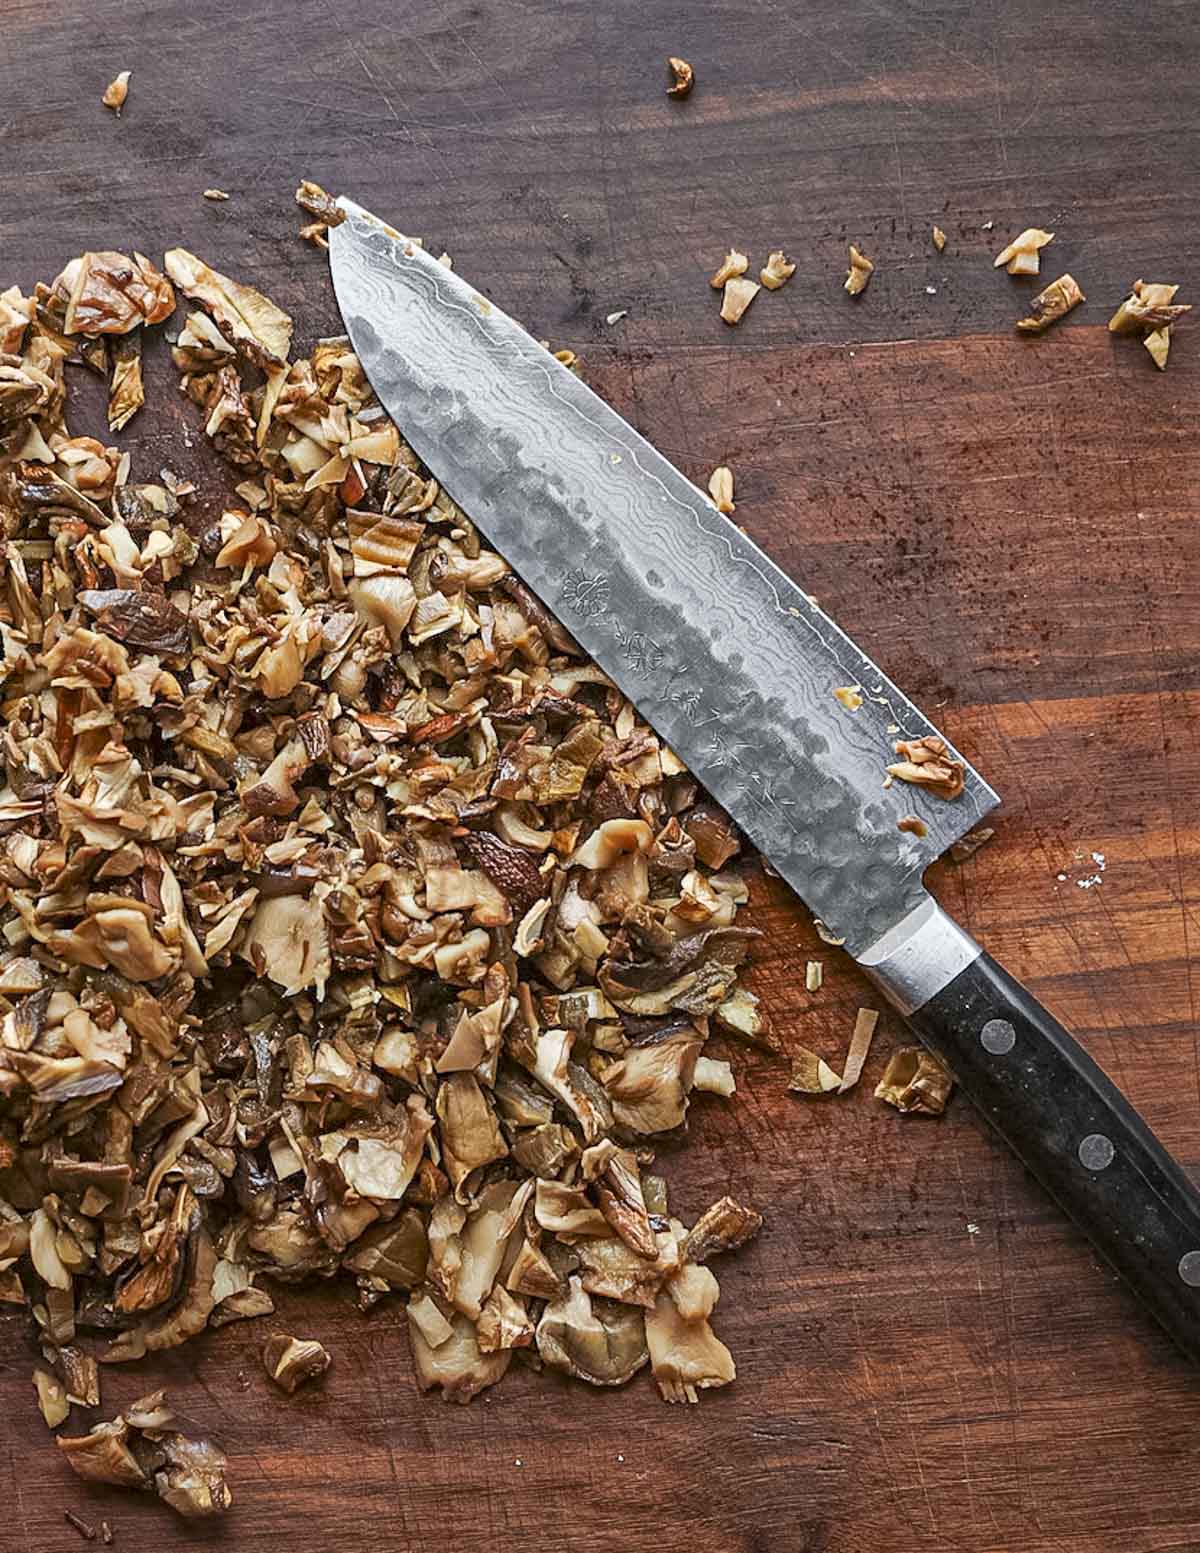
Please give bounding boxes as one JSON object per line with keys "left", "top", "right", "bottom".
{"left": 329, "top": 201, "right": 999, "bottom": 955}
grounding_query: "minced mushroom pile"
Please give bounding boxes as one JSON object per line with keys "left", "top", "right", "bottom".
{"left": 0, "top": 239, "right": 766, "bottom": 1486}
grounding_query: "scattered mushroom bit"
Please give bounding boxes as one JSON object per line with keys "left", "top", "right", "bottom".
{"left": 1016, "top": 273, "right": 1085, "bottom": 334}
{"left": 932, "top": 226, "right": 946, "bottom": 252}
{"left": 1108, "top": 280, "right": 1191, "bottom": 371}
{"left": 875, "top": 1047, "right": 954, "bottom": 1116}
{"left": 262, "top": 1333, "right": 331, "bottom": 1393}
{"left": 760, "top": 251, "right": 795, "bottom": 290}
{"left": 886, "top": 736, "right": 966, "bottom": 800}
{"left": 992, "top": 227, "right": 1054, "bottom": 276}
{"left": 710, "top": 249, "right": 749, "bottom": 289}
{"left": 844, "top": 245, "right": 874, "bottom": 296}
{"left": 833, "top": 685, "right": 863, "bottom": 711}
{"left": 0, "top": 235, "right": 767, "bottom": 1452}
{"left": 949, "top": 825, "right": 994, "bottom": 863}
{"left": 102, "top": 71, "right": 131, "bottom": 114}
{"left": 203, "top": 189, "right": 231, "bottom": 202}
{"left": 666, "top": 56, "right": 695, "bottom": 98}
{"left": 720, "top": 277, "right": 760, "bottom": 325}
{"left": 57, "top": 1391, "right": 231, "bottom": 1519}
{"left": 708, "top": 465, "right": 735, "bottom": 514}
{"left": 805, "top": 960, "right": 823, "bottom": 993}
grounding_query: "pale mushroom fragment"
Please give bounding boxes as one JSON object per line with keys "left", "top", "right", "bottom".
{"left": 536, "top": 1277, "right": 649, "bottom": 1386}
{"left": 1108, "top": 279, "right": 1191, "bottom": 335}
{"left": 993, "top": 227, "right": 1054, "bottom": 276}
{"left": 886, "top": 735, "right": 965, "bottom": 800}
{"left": 760, "top": 250, "right": 795, "bottom": 289}
{"left": 932, "top": 226, "right": 946, "bottom": 252}
{"left": 838, "top": 1007, "right": 879, "bottom": 1093}
{"left": 844, "top": 245, "right": 874, "bottom": 296}
{"left": 644, "top": 1281, "right": 735, "bottom": 1402}
{"left": 708, "top": 464, "right": 735, "bottom": 514}
{"left": 710, "top": 249, "right": 749, "bottom": 289}
{"left": 720, "top": 276, "right": 760, "bottom": 324}
{"left": 788, "top": 1047, "right": 842, "bottom": 1093}
{"left": 408, "top": 1307, "right": 511, "bottom": 1403}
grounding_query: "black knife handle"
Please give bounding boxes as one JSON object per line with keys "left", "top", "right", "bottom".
{"left": 860, "top": 902, "right": 1200, "bottom": 1363}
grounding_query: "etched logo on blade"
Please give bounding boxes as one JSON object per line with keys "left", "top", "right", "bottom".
{"left": 561, "top": 569, "right": 610, "bottom": 617}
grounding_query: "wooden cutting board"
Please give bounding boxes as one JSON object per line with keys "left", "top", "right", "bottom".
{"left": 3, "top": 0, "right": 1200, "bottom": 1549}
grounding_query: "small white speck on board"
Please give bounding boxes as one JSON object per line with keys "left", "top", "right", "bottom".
{"left": 605, "top": 309, "right": 628, "bottom": 325}
{"left": 925, "top": 285, "right": 937, "bottom": 295}
{"left": 967, "top": 1222, "right": 980, "bottom": 1235}
{"left": 982, "top": 219, "right": 994, "bottom": 231}
{"left": 514, "top": 1458, "right": 523, "bottom": 1468}
{"left": 1057, "top": 873, "right": 1067, "bottom": 881}
{"left": 617, "top": 1454, "right": 625, "bottom": 1463}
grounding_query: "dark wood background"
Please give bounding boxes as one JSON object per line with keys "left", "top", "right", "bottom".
{"left": 4, "top": 0, "right": 1200, "bottom": 1548}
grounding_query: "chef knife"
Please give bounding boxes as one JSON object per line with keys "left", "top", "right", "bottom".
{"left": 330, "top": 200, "right": 1200, "bottom": 1361}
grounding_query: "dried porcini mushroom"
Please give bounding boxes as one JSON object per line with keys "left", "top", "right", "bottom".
{"left": 788, "top": 1047, "right": 842, "bottom": 1093}
{"left": 1107, "top": 281, "right": 1190, "bottom": 371}
{"left": 897, "top": 814, "right": 928, "bottom": 837}
{"left": 1, "top": 215, "right": 764, "bottom": 1471}
{"left": 950, "top": 825, "right": 994, "bottom": 862}
{"left": 720, "top": 277, "right": 760, "bottom": 325}
{"left": 886, "top": 735, "right": 965, "bottom": 799}
{"left": 760, "top": 250, "right": 795, "bottom": 290}
{"left": 295, "top": 178, "right": 346, "bottom": 251}
{"left": 710, "top": 250, "right": 749, "bottom": 289}
{"left": 102, "top": 71, "right": 131, "bottom": 113}
{"left": 875, "top": 1046, "right": 954, "bottom": 1115}
{"left": 993, "top": 227, "right": 1054, "bottom": 276}
{"left": 262, "top": 1333, "right": 331, "bottom": 1392}
{"left": 708, "top": 465, "right": 734, "bottom": 514}
{"left": 57, "top": 1392, "right": 230, "bottom": 1518}
{"left": 844, "top": 245, "right": 874, "bottom": 296}
{"left": 666, "top": 56, "right": 694, "bottom": 98}
{"left": 1016, "top": 273, "right": 1085, "bottom": 334}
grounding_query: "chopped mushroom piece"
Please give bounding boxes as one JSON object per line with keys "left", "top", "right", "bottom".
{"left": 262, "top": 1333, "right": 331, "bottom": 1393}
{"left": 708, "top": 464, "right": 735, "bottom": 514}
{"left": 760, "top": 250, "right": 795, "bottom": 289}
{"left": 666, "top": 56, "right": 695, "bottom": 98}
{"left": 102, "top": 71, "right": 131, "bottom": 113}
{"left": 1016, "top": 273, "right": 1085, "bottom": 333}
{"left": 993, "top": 227, "right": 1054, "bottom": 276}
{"left": 34, "top": 1366, "right": 71, "bottom": 1428}
{"left": 897, "top": 814, "right": 928, "bottom": 838}
{"left": 710, "top": 250, "right": 749, "bottom": 289}
{"left": 886, "top": 735, "right": 966, "bottom": 800}
{"left": 833, "top": 685, "right": 863, "bottom": 711}
{"left": 838, "top": 1007, "right": 879, "bottom": 1093}
{"left": 875, "top": 1046, "right": 954, "bottom": 1115}
{"left": 932, "top": 226, "right": 946, "bottom": 252}
{"left": 805, "top": 960, "right": 823, "bottom": 992}
{"left": 1108, "top": 279, "right": 1192, "bottom": 334}
{"left": 844, "top": 245, "right": 874, "bottom": 296}
{"left": 295, "top": 179, "right": 346, "bottom": 228}
{"left": 720, "top": 277, "right": 760, "bottom": 324}
{"left": 536, "top": 1277, "right": 648, "bottom": 1386}
{"left": 683, "top": 1196, "right": 763, "bottom": 1263}
{"left": 1144, "top": 327, "right": 1171, "bottom": 369}
{"left": 57, "top": 1393, "right": 230, "bottom": 1518}
{"left": 202, "top": 189, "right": 231, "bottom": 202}
{"left": 950, "top": 825, "right": 995, "bottom": 862}
{"left": 788, "top": 1048, "right": 842, "bottom": 1094}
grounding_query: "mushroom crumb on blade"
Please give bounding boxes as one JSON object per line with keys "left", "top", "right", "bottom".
{"left": 0, "top": 229, "right": 768, "bottom": 1475}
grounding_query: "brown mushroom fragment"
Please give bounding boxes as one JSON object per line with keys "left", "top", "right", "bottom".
{"left": 53, "top": 251, "right": 175, "bottom": 335}
{"left": 682, "top": 1196, "right": 763, "bottom": 1264}
{"left": 295, "top": 179, "right": 346, "bottom": 228}
{"left": 1108, "top": 279, "right": 1191, "bottom": 335}
{"left": 875, "top": 1045, "right": 954, "bottom": 1115}
{"left": 164, "top": 248, "right": 292, "bottom": 366}
{"left": 666, "top": 56, "right": 695, "bottom": 98}
{"left": 788, "top": 1047, "right": 842, "bottom": 1094}
{"left": 932, "top": 226, "right": 946, "bottom": 252}
{"left": 262, "top": 1333, "right": 331, "bottom": 1393}
{"left": 644, "top": 1280, "right": 735, "bottom": 1403}
{"left": 34, "top": 1366, "right": 71, "bottom": 1428}
{"left": 844, "top": 245, "right": 874, "bottom": 296}
{"left": 536, "top": 1277, "right": 649, "bottom": 1386}
{"left": 408, "top": 1307, "right": 511, "bottom": 1402}
{"left": 838, "top": 1007, "right": 879, "bottom": 1093}
{"left": 886, "top": 735, "right": 965, "bottom": 800}
{"left": 950, "top": 825, "right": 995, "bottom": 862}
{"left": 1016, "top": 273, "right": 1085, "bottom": 334}
{"left": 102, "top": 71, "right": 131, "bottom": 113}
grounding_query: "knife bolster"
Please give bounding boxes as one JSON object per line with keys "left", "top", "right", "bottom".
{"left": 856, "top": 896, "right": 981, "bottom": 1015}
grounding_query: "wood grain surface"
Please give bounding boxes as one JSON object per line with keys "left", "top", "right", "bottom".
{"left": 3, "top": 0, "right": 1200, "bottom": 1549}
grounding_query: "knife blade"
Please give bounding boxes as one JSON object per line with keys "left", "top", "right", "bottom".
{"left": 331, "top": 199, "right": 1200, "bottom": 1363}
